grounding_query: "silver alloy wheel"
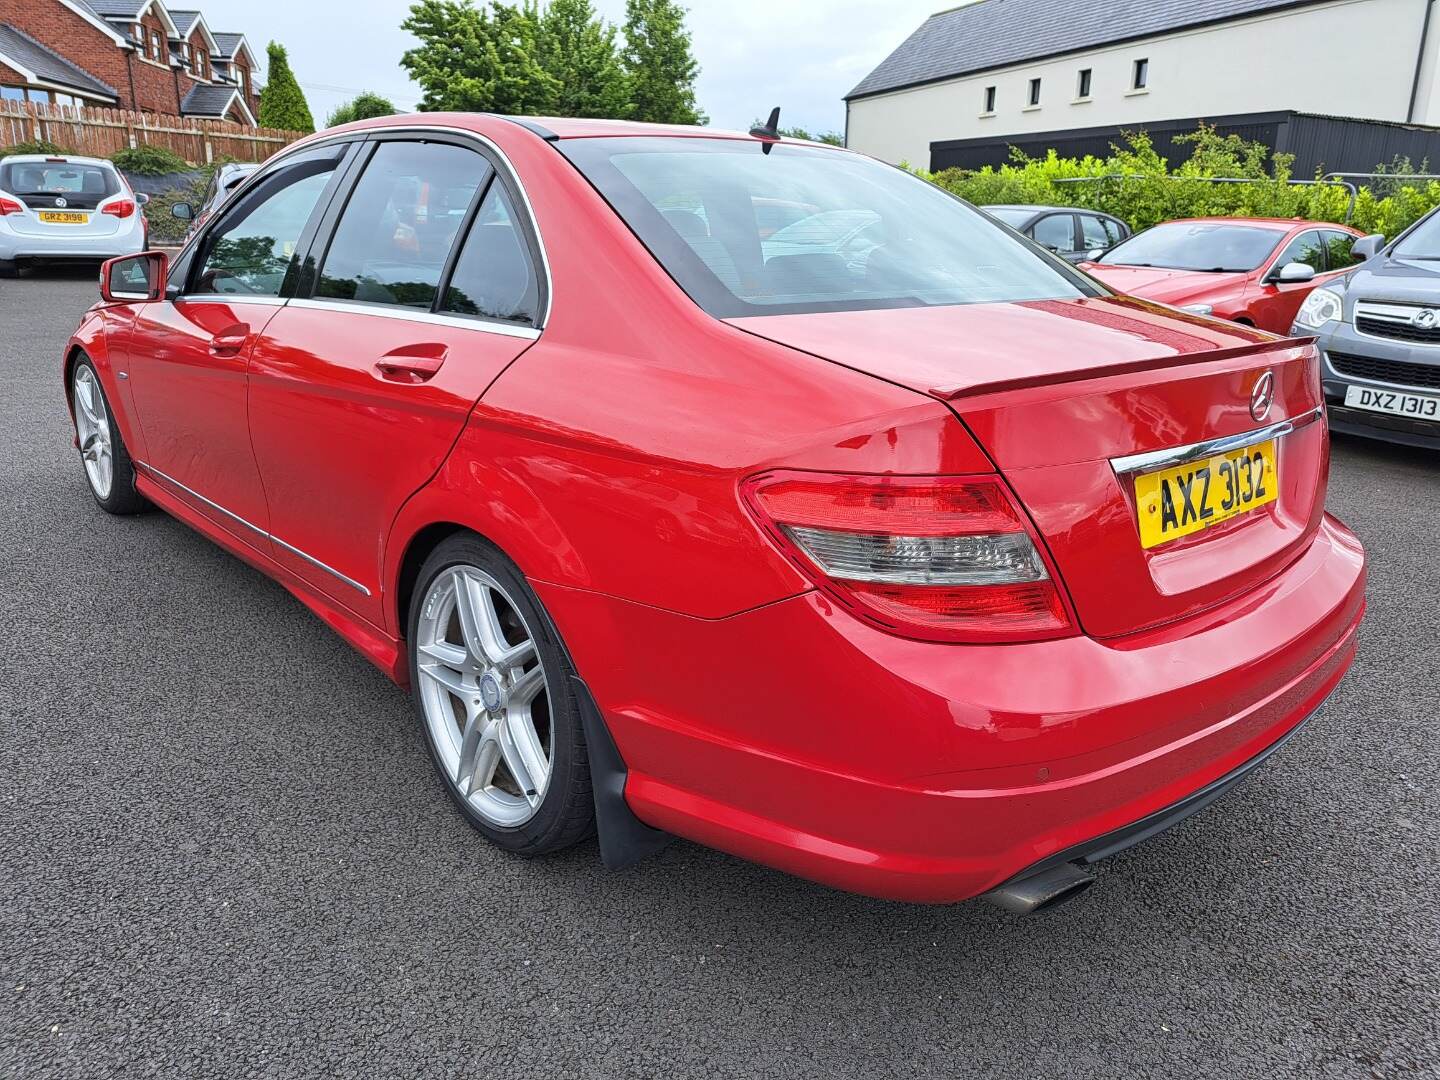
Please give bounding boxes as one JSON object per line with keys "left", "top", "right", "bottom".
{"left": 72, "top": 366, "right": 114, "bottom": 500}
{"left": 415, "top": 565, "right": 553, "bottom": 827}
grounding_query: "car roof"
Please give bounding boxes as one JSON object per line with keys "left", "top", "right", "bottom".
{"left": 1153, "top": 216, "right": 1346, "bottom": 232}
{"left": 0, "top": 154, "right": 115, "bottom": 168}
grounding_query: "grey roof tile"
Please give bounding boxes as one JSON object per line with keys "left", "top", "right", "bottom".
{"left": 180, "top": 82, "right": 244, "bottom": 117}
{"left": 0, "top": 22, "right": 118, "bottom": 99}
{"left": 848, "top": 0, "right": 1328, "bottom": 98}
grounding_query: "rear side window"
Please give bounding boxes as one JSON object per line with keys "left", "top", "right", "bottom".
{"left": 440, "top": 181, "right": 540, "bottom": 325}
{"left": 315, "top": 141, "right": 489, "bottom": 309}
{"left": 560, "top": 137, "right": 1091, "bottom": 318}
{"left": 191, "top": 145, "right": 344, "bottom": 297}
{"left": 1078, "top": 214, "right": 1112, "bottom": 249}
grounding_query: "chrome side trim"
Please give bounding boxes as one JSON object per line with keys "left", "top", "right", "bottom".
{"left": 177, "top": 295, "right": 288, "bottom": 308}
{"left": 1110, "top": 406, "right": 1324, "bottom": 475}
{"left": 287, "top": 297, "right": 541, "bottom": 340}
{"left": 136, "top": 461, "right": 373, "bottom": 596}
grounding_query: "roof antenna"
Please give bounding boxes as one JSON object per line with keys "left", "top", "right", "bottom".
{"left": 749, "top": 106, "right": 782, "bottom": 153}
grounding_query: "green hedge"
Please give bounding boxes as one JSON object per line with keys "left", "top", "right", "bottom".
{"left": 111, "top": 145, "right": 190, "bottom": 175}
{"left": 916, "top": 125, "right": 1440, "bottom": 240}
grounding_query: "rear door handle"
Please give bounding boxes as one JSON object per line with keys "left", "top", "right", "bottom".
{"left": 374, "top": 343, "right": 449, "bottom": 384}
{"left": 209, "top": 323, "right": 250, "bottom": 357}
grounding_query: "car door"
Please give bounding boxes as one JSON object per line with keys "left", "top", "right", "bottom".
{"left": 124, "top": 142, "right": 355, "bottom": 547}
{"left": 1030, "top": 213, "right": 1078, "bottom": 259}
{"left": 246, "top": 135, "right": 545, "bottom": 623}
{"left": 1246, "top": 229, "right": 1328, "bottom": 333}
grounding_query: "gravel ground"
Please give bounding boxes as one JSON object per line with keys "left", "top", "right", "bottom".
{"left": 2, "top": 271, "right": 1436, "bottom": 1079}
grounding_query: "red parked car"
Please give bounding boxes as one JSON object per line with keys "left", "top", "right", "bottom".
{"left": 1081, "top": 217, "right": 1365, "bottom": 333}
{"left": 66, "top": 116, "right": 1365, "bottom": 912}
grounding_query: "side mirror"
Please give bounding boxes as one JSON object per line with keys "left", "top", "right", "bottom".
{"left": 1350, "top": 233, "right": 1385, "bottom": 261}
{"left": 134, "top": 192, "right": 150, "bottom": 207}
{"left": 170, "top": 201, "right": 194, "bottom": 221}
{"left": 1274, "top": 261, "right": 1316, "bottom": 284}
{"left": 100, "top": 251, "right": 167, "bottom": 303}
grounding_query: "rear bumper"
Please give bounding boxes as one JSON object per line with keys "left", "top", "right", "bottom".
{"left": 0, "top": 224, "right": 143, "bottom": 261}
{"left": 538, "top": 513, "right": 1365, "bottom": 903}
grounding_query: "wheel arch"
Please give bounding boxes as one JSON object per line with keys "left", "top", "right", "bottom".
{"left": 393, "top": 521, "right": 471, "bottom": 641}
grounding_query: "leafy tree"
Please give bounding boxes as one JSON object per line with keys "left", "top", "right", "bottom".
{"left": 768, "top": 125, "right": 843, "bottom": 146}
{"left": 258, "top": 42, "right": 315, "bottom": 133}
{"left": 402, "top": 1, "right": 560, "bottom": 114}
{"left": 326, "top": 91, "right": 398, "bottom": 128}
{"left": 536, "top": 0, "right": 629, "bottom": 118}
{"left": 622, "top": 0, "right": 705, "bottom": 125}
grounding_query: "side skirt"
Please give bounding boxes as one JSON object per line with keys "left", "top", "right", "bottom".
{"left": 134, "top": 471, "right": 406, "bottom": 682}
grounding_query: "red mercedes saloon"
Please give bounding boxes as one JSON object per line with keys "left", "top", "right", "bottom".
{"left": 66, "top": 115, "right": 1365, "bottom": 913}
{"left": 1081, "top": 217, "right": 1365, "bottom": 334}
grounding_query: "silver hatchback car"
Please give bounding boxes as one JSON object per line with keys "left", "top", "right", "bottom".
{"left": 0, "top": 154, "right": 147, "bottom": 277}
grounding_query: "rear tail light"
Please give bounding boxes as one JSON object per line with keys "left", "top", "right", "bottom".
{"left": 102, "top": 199, "right": 136, "bottom": 219}
{"left": 0, "top": 196, "right": 22, "bottom": 216}
{"left": 742, "top": 471, "right": 1076, "bottom": 643}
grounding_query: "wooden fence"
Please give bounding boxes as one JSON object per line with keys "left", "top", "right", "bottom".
{"left": 0, "top": 100, "right": 303, "bottom": 164}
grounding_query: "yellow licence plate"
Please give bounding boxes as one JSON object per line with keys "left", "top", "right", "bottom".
{"left": 1133, "top": 439, "right": 1278, "bottom": 549}
{"left": 38, "top": 211, "right": 88, "bottom": 224}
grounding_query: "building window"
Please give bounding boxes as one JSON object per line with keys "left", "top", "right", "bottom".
{"left": 150, "top": 29, "right": 162, "bottom": 61}
{"left": 982, "top": 85, "right": 996, "bottom": 114}
{"left": 1, "top": 85, "right": 26, "bottom": 103}
{"left": 1077, "top": 69, "right": 1092, "bottom": 99}
{"left": 1027, "top": 78, "right": 1041, "bottom": 107}
{"left": 1132, "top": 58, "right": 1149, "bottom": 90}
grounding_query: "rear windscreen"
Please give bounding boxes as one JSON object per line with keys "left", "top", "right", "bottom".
{"left": 559, "top": 137, "right": 1094, "bottom": 318}
{"left": 0, "top": 161, "right": 119, "bottom": 209}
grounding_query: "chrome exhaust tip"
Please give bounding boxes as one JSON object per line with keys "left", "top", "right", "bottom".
{"left": 981, "top": 861, "right": 1095, "bottom": 915}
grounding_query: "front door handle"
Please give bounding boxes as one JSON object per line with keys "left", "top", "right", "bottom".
{"left": 374, "top": 343, "right": 449, "bottom": 384}
{"left": 209, "top": 323, "right": 250, "bottom": 357}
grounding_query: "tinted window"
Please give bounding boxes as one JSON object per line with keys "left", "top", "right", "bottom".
{"left": 192, "top": 147, "right": 342, "bottom": 297}
{"left": 0, "top": 161, "right": 118, "bottom": 209}
{"left": 1273, "top": 230, "right": 1326, "bottom": 273}
{"left": 1078, "top": 214, "right": 1112, "bottom": 249}
{"left": 1321, "top": 229, "right": 1362, "bottom": 271}
{"left": 440, "top": 181, "right": 540, "bottom": 325}
{"left": 1099, "top": 222, "right": 1282, "bottom": 272}
{"left": 316, "top": 141, "right": 488, "bottom": 309}
{"left": 1032, "top": 214, "right": 1075, "bottom": 251}
{"left": 560, "top": 137, "right": 1092, "bottom": 318}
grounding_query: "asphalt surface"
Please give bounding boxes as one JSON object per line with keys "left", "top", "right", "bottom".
{"left": 1, "top": 270, "right": 1436, "bottom": 1080}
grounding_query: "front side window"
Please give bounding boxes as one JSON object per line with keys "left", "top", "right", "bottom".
{"left": 1272, "top": 230, "right": 1326, "bottom": 274}
{"left": 192, "top": 146, "right": 344, "bottom": 297}
{"left": 1099, "top": 222, "right": 1284, "bottom": 273}
{"left": 560, "top": 137, "right": 1093, "bottom": 319}
{"left": 441, "top": 181, "right": 541, "bottom": 324}
{"left": 1392, "top": 210, "right": 1440, "bottom": 259}
{"left": 1078, "top": 214, "right": 1112, "bottom": 250}
{"left": 1032, "top": 214, "right": 1075, "bottom": 252}
{"left": 315, "top": 140, "right": 488, "bottom": 309}
{"left": 1321, "top": 230, "right": 1362, "bottom": 271}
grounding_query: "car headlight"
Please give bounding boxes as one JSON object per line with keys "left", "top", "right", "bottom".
{"left": 1179, "top": 303, "right": 1214, "bottom": 316}
{"left": 1295, "top": 287, "right": 1344, "bottom": 329}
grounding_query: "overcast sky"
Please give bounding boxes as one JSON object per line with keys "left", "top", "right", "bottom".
{"left": 201, "top": 0, "right": 943, "bottom": 133}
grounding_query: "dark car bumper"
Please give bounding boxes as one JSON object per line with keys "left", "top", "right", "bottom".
{"left": 1297, "top": 318, "right": 1440, "bottom": 449}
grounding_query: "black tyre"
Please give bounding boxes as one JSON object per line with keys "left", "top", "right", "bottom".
{"left": 408, "top": 532, "right": 594, "bottom": 854}
{"left": 69, "top": 356, "right": 147, "bottom": 515}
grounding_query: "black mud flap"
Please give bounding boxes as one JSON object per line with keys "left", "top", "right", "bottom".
{"left": 570, "top": 675, "right": 672, "bottom": 870}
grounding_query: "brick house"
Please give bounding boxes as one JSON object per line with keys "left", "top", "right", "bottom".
{"left": 0, "top": 0, "right": 260, "bottom": 124}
